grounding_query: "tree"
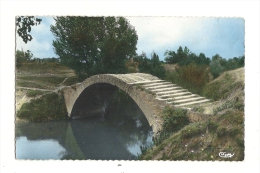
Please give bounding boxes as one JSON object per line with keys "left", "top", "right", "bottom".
{"left": 210, "top": 54, "right": 245, "bottom": 79}
{"left": 16, "top": 16, "right": 42, "bottom": 43}
{"left": 166, "top": 62, "right": 210, "bottom": 95}
{"left": 50, "top": 17, "right": 138, "bottom": 79}
{"left": 209, "top": 54, "right": 225, "bottom": 78}
{"left": 136, "top": 52, "right": 166, "bottom": 79}
{"left": 165, "top": 46, "right": 211, "bottom": 66}
{"left": 164, "top": 50, "right": 177, "bottom": 64}
{"left": 164, "top": 46, "right": 188, "bottom": 64}
{"left": 16, "top": 49, "right": 33, "bottom": 67}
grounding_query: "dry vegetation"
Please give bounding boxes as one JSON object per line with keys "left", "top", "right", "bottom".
{"left": 139, "top": 67, "right": 245, "bottom": 161}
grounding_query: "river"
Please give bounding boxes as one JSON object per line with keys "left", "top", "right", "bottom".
{"left": 15, "top": 90, "right": 153, "bottom": 160}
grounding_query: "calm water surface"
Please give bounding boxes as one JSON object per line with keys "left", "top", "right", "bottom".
{"left": 16, "top": 94, "right": 153, "bottom": 160}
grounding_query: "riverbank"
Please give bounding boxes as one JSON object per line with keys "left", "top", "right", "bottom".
{"left": 15, "top": 61, "right": 80, "bottom": 122}
{"left": 15, "top": 61, "right": 244, "bottom": 161}
{"left": 139, "top": 67, "right": 245, "bottom": 160}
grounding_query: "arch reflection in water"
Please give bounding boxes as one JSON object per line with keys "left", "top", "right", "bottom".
{"left": 16, "top": 89, "right": 153, "bottom": 160}
{"left": 69, "top": 89, "right": 153, "bottom": 160}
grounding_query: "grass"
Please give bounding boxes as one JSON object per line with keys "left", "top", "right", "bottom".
{"left": 140, "top": 110, "right": 244, "bottom": 161}
{"left": 63, "top": 76, "right": 81, "bottom": 86}
{"left": 135, "top": 84, "right": 156, "bottom": 96}
{"left": 16, "top": 61, "right": 76, "bottom": 89}
{"left": 213, "top": 99, "right": 244, "bottom": 115}
{"left": 202, "top": 72, "right": 244, "bottom": 101}
{"left": 17, "top": 61, "right": 72, "bottom": 74}
{"left": 16, "top": 80, "right": 51, "bottom": 89}
{"left": 26, "top": 90, "right": 47, "bottom": 97}
{"left": 139, "top": 67, "right": 244, "bottom": 160}
{"left": 192, "top": 106, "right": 205, "bottom": 113}
{"left": 17, "top": 75, "right": 65, "bottom": 85}
{"left": 137, "top": 107, "right": 190, "bottom": 159}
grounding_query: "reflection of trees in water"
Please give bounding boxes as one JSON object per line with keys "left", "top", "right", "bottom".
{"left": 16, "top": 89, "right": 153, "bottom": 160}
{"left": 105, "top": 89, "right": 153, "bottom": 148}
{"left": 15, "top": 121, "right": 69, "bottom": 145}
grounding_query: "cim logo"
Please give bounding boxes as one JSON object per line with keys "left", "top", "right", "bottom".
{"left": 219, "top": 152, "right": 235, "bottom": 158}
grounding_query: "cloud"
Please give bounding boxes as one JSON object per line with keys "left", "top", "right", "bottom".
{"left": 126, "top": 17, "right": 244, "bottom": 60}
{"left": 15, "top": 16, "right": 244, "bottom": 60}
{"left": 127, "top": 17, "right": 204, "bottom": 47}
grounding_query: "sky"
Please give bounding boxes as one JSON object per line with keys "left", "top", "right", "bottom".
{"left": 16, "top": 16, "right": 245, "bottom": 61}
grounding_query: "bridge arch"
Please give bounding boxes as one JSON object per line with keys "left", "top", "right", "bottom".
{"left": 62, "top": 73, "right": 167, "bottom": 133}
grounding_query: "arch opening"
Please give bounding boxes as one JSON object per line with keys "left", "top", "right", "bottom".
{"left": 70, "top": 82, "right": 152, "bottom": 131}
{"left": 63, "top": 74, "right": 166, "bottom": 134}
{"left": 69, "top": 84, "right": 154, "bottom": 159}
{"left": 70, "top": 83, "right": 118, "bottom": 119}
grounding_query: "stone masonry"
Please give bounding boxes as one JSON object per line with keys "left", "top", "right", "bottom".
{"left": 62, "top": 73, "right": 211, "bottom": 134}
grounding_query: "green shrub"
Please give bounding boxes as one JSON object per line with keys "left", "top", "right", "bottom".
{"left": 162, "top": 107, "right": 189, "bottom": 132}
{"left": 202, "top": 81, "right": 221, "bottom": 101}
{"left": 136, "top": 52, "right": 166, "bottom": 79}
{"left": 216, "top": 127, "right": 228, "bottom": 137}
{"left": 181, "top": 123, "right": 206, "bottom": 138}
{"left": 165, "top": 62, "right": 210, "bottom": 95}
{"left": 192, "top": 106, "right": 205, "bottom": 113}
{"left": 210, "top": 54, "right": 245, "bottom": 79}
{"left": 153, "top": 107, "right": 189, "bottom": 145}
{"left": 17, "top": 92, "right": 68, "bottom": 122}
{"left": 236, "top": 134, "right": 244, "bottom": 148}
{"left": 207, "top": 120, "right": 218, "bottom": 132}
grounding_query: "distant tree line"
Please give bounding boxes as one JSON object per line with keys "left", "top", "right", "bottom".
{"left": 165, "top": 46, "right": 244, "bottom": 79}
{"left": 15, "top": 49, "right": 61, "bottom": 67}
{"left": 133, "top": 52, "right": 166, "bottom": 79}
{"left": 210, "top": 54, "right": 244, "bottom": 78}
{"left": 163, "top": 46, "right": 244, "bottom": 95}
{"left": 165, "top": 46, "right": 211, "bottom": 66}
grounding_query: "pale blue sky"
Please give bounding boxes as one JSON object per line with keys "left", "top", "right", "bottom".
{"left": 16, "top": 16, "right": 245, "bottom": 60}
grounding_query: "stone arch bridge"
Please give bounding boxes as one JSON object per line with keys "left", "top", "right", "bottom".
{"left": 62, "top": 73, "right": 210, "bottom": 134}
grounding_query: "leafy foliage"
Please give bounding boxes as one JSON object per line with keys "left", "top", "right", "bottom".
{"left": 210, "top": 54, "right": 245, "bottom": 79}
{"left": 50, "top": 16, "right": 138, "bottom": 80}
{"left": 153, "top": 107, "right": 189, "bottom": 146}
{"left": 16, "top": 49, "right": 33, "bottom": 67}
{"left": 17, "top": 92, "right": 68, "bottom": 122}
{"left": 162, "top": 107, "right": 189, "bottom": 132}
{"left": 164, "top": 46, "right": 210, "bottom": 66}
{"left": 134, "top": 52, "right": 166, "bottom": 79}
{"left": 125, "top": 58, "right": 139, "bottom": 73}
{"left": 16, "top": 16, "right": 42, "bottom": 43}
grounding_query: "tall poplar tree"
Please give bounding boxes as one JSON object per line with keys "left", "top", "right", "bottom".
{"left": 50, "top": 16, "right": 138, "bottom": 79}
